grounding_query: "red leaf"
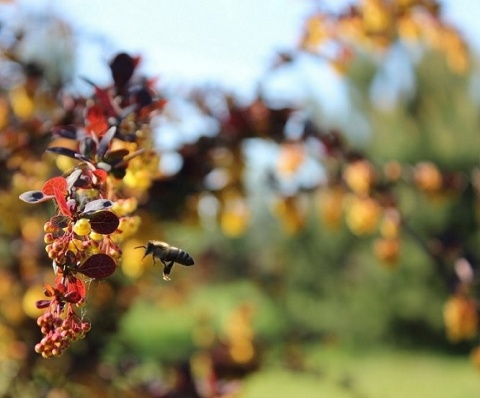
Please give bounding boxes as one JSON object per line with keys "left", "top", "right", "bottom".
{"left": 94, "top": 86, "right": 120, "bottom": 118}
{"left": 68, "top": 277, "right": 86, "bottom": 298}
{"left": 64, "top": 291, "right": 82, "bottom": 303}
{"left": 44, "top": 283, "right": 56, "bottom": 297}
{"left": 54, "top": 189, "right": 72, "bottom": 216}
{"left": 85, "top": 104, "right": 109, "bottom": 136}
{"left": 42, "top": 177, "right": 68, "bottom": 196}
{"left": 78, "top": 254, "right": 116, "bottom": 279}
{"left": 138, "top": 99, "right": 167, "bottom": 119}
{"left": 88, "top": 210, "right": 119, "bottom": 234}
{"left": 93, "top": 169, "right": 108, "bottom": 184}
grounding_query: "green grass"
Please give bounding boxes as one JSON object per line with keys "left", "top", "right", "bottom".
{"left": 240, "top": 346, "right": 480, "bottom": 398}
{"left": 115, "top": 280, "right": 480, "bottom": 397}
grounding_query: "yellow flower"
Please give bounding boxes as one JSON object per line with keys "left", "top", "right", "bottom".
{"left": 73, "top": 219, "right": 92, "bottom": 236}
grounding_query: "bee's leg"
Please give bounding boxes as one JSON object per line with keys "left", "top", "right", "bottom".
{"left": 151, "top": 254, "right": 157, "bottom": 265}
{"left": 161, "top": 260, "right": 174, "bottom": 281}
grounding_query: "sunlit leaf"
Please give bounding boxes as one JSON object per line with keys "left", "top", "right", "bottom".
{"left": 19, "top": 190, "right": 52, "bottom": 204}
{"left": 97, "top": 126, "right": 117, "bottom": 158}
{"left": 66, "top": 169, "right": 83, "bottom": 190}
{"left": 92, "top": 169, "right": 108, "bottom": 184}
{"left": 78, "top": 254, "right": 116, "bottom": 279}
{"left": 69, "top": 277, "right": 87, "bottom": 298}
{"left": 88, "top": 210, "right": 119, "bottom": 234}
{"left": 85, "top": 104, "right": 109, "bottom": 136}
{"left": 56, "top": 193, "right": 72, "bottom": 216}
{"left": 44, "top": 183, "right": 72, "bottom": 217}
{"left": 42, "top": 176, "right": 68, "bottom": 196}
{"left": 96, "top": 162, "right": 112, "bottom": 172}
{"left": 82, "top": 199, "right": 113, "bottom": 214}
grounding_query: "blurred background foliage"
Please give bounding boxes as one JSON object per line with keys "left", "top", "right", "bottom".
{"left": 1, "top": 0, "right": 480, "bottom": 397}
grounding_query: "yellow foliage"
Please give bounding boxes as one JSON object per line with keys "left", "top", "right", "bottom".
{"left": 361, "top": 0, "right": 391, "bottom": 34}
{"left": 124, "top": 169, "right": 152, "bottom": 190}
{"left": 317, "top": 187, "right": 345, "bottom": 230}
{"left": 224, "top": 303, "right": 256, "bottom": 364}
{"left": 273, "top": 196, "right": 306, "bottom": 234}
{"left": 9, "top": 85, "right": 34, "bottom": 119}
{"left": 373, "top": 237, "right": 400, "bottom": 267}
{"left": 343, "top": 160, "right": 375, "bottom": 196}
{"left": 413, "top": 161, "right": 442, "bottom": 193}
{"left": 301, "top": 15, "right": 328, "bottom": 51}
{"left": 345, "top": 195, "right": 381, "bottom": 236}
{"left": 220, "top": 196, "right": 250, "bottom": 237}
{"left": 443, "top": 296, "right": 478, "bottom": 342}
{"left": 379, "top": 208, "right": 401, "bottom": 238}
{"left": 0, "top": 97, "right": 9, "bottom": 129}
{"left": 121, "top": 239, "right": 147, "bottom": 279}
{"left": 397, "top": 14, "right": 421, "bottom": 41}
{"left": 22, "top": 284, "right": 45, "bottom": 319}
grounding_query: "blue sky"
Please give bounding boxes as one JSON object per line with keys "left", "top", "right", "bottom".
{"left": 4, "top": 0, "right": 479, "bottom": 93}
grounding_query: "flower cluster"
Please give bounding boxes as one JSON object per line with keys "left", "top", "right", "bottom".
{"left": 18, "top": 53, "right": 166, "bottom": 357}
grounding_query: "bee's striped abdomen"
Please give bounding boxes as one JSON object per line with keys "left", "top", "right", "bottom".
{"left": 171, "top": 248, "right": 194, "bottom": 266}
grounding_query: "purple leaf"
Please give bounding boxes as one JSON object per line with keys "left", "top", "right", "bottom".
{"left": 103, "top": 149, "right": 129, "bottom": 166}
{"left": 46, "top": 147, "right": 81, "bottom": 159}
{"left": 52, "top": 125, "right": 77, "bottom": 139}
{"left": 78, "top": 254, "right": 116, "bottom": 279}
{"left": 110, "top": 53, "right": 136, "bottom": 88}
{"left": 51, "top": 215, "right": 70, "bottom": 229}
{"left": 88, "top": 210, "right": 119, "bottom": 234}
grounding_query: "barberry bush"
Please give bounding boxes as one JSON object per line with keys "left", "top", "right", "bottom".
{"left": 15, "top": 52, "right": 168, "bottom": 357}
{"left": 1, "top": 0, "right": 480, "bottom": 396}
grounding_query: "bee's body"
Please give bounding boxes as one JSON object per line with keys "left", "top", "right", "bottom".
{"left": 135, "top": 240, "right": 194, "bottom": 280}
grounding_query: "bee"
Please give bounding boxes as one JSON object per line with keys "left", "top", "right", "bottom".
{"left": 135, "top": 241, "right": 194, "bottom": 280}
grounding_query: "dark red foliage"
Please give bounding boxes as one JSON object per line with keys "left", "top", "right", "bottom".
{"left": 77, "top": 254, "right": 117, "bottom": 279}
{"left": 88, "top": 210, "right": 120, "bottom": 234}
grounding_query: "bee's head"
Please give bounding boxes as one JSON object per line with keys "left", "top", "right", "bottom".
{"left": 144, "top": 241, "right": 156, "bottom": 256}
{"left": 134, "top": 242, "right": 154, "bottom": 259}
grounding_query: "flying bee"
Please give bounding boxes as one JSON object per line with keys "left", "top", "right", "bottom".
{"left": 135, "top": 241, "right": 194, "bottom": 280}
